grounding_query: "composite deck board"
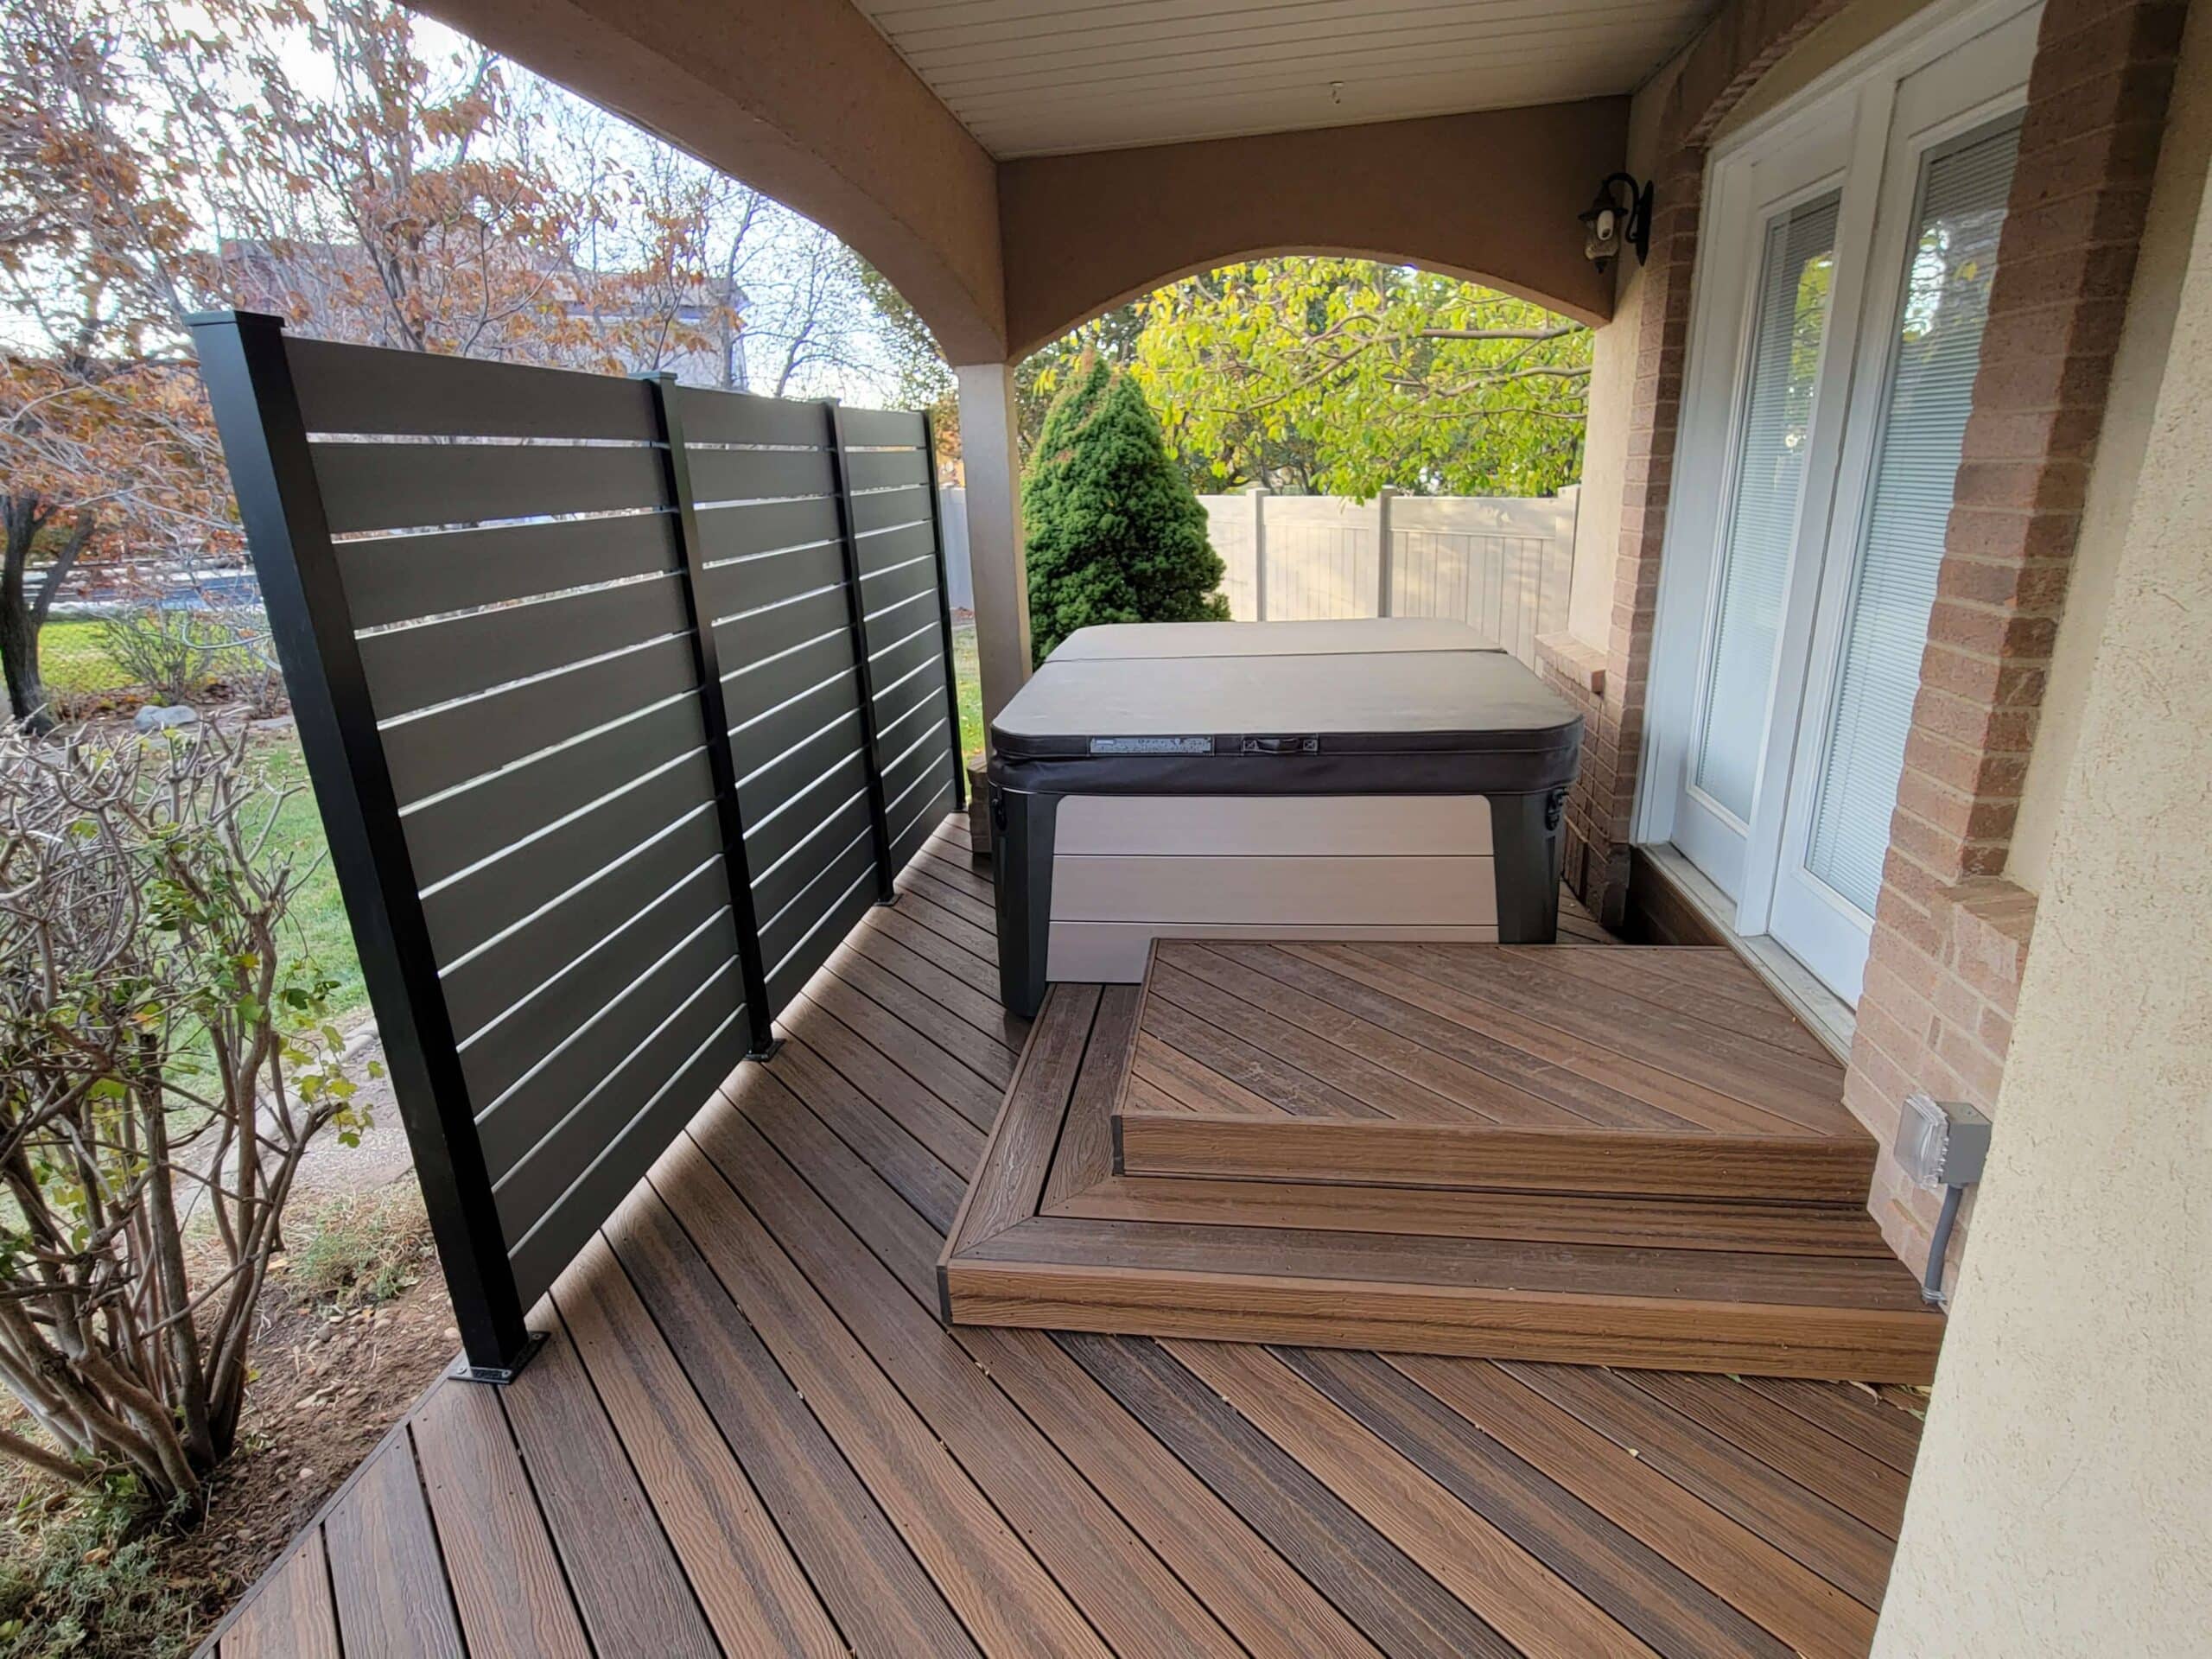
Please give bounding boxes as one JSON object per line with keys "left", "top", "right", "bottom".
{"left": 949, "top": 963, "right": 1936, "bottom": 1379}
{"left": 219, "top": 1531, "right": 340, "bottom": 1659}
{"left": 204, "top": 815, "right": 1928, "bottom": 1659}
{"left": 1113, "top": 934, "right": 1879, "bottom": 1197}
{"left": 550, "top": 1240, "right": 849, "bottom": 1658}
{"left": 498, "top": 1314, "right": 721, "bottom": 1657}
{"left": 412, "top": 1375, "right": 594, "bottom": 1659}
{"left": 323, "top": 1433, "right": 467, "bottom": 1659}
{"left": 1215, "top": 941, "right": 1817, "bottom": 1134}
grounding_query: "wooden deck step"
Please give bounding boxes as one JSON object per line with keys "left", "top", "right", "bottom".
{"left": 1113, "top": 938, "right": 1876, "bottom": 1202}
{"left": 941, "top": 980, "right": 1943, "bottom": 1383}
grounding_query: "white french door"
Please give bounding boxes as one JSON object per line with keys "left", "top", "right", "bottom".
{"left": 1642, "top": 0, "right": 2040, "bottom": 1004}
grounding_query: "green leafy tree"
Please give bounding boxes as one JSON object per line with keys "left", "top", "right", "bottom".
{"left": 1022, "top": 355, "right": 1226, "bottom": 663}
{"left": 1131, "top": 257, "right": 1591, "bottom": 498}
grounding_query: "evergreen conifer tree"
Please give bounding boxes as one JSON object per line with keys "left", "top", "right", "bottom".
{"left": 1020, "top": 355, "right": 1228, "bottom": 663}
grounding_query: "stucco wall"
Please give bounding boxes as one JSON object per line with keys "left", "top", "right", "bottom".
{"left": 1869, "top": 107, "right": 2212, "bottom": 1656}
{"left": 995, "top": 101, "right": 1628, "bottom": 358}
{"left": 2005, "top": 0, "right": 2212, "bottom": 892}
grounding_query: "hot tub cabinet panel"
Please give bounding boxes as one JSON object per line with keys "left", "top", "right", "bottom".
{"left": 986, "top": 621, "right": 1582, "bottom": 1016}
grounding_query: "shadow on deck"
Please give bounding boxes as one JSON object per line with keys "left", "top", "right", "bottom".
{"left": 205, "top": 817, "right": 1927, "bottom": 1659}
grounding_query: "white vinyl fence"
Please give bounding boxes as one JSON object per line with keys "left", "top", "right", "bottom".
{"left": 1200, "top": 487, "right": 1578, "bottom": 669}
{"left": 938, "top": 485, "right": 1577, "bottom": 671}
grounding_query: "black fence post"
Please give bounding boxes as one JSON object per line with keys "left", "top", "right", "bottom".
{"left": 188, "top": 310, "right": 539, "bottom": 1382}
{"left": 824, "top": 400, "right": 899, "bottom": 905}
{"left": 641, "top": 374, "right": 783, "bottom": 1058}
{"left": 919, "top": 410, "right": 969, "bottom": 811}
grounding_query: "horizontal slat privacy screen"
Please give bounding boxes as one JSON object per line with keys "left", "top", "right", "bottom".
{"left": 190, "top": 312, "right": 963, "bottom": 1377}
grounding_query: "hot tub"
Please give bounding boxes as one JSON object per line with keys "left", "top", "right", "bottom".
{"left": 984, "top": 619, "right": 1582, "bottom": 1015}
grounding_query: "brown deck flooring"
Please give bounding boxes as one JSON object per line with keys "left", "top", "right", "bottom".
{"left": 206, "top": 817, "right": 1928, "bottom": 1659}
{"left": 1122, "top": 938, "right": 1859, "bottom": 1140}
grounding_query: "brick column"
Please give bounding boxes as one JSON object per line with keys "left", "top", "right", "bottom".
{"left": 1847, "top": 0, "right": 2187, "bottom": 1287}
{"left": 1579, "top": 142, "right": 1707, "bottom": 928}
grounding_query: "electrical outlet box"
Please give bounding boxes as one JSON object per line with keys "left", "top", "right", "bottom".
{"left": 1893, "top": 1092, "right": 1993, "bottom": 1190}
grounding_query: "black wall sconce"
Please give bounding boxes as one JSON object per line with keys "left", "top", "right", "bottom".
{"left": 1580, "top": 173, "right": 1654, "bottom": 273}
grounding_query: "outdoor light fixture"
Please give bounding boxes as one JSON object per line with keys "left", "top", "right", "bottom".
{"left": 1580, "top": 173, "right": 1654, "bottom": 272}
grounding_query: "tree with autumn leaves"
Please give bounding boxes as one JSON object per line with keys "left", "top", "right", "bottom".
{"left": 0, "top": 0, "right": 887, "bottom": 730}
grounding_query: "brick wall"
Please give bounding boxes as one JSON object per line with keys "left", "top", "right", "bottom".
{"left": 1845, "top": 0, "right": 2183, "bottom": 1292}
{"left": 1568, "top": 0, "right": 2186, "bottom": 1289}
{"left": 1853, "top": 880, "right": 2035, "bottom": 1281}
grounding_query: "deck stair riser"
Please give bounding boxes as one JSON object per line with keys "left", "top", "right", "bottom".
{"left": 941, "top": 943, "right": 1944, "bottom": 1382}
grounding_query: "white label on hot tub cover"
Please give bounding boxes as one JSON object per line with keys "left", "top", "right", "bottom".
{"left": 1090, "top": 736, "right": 1211, "bottom": 754}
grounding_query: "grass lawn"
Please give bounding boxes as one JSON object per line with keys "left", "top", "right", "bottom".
{"left": 36, "top": 617, "right": 133, "bottom": 697}
{"left": 248, "top": 732, "right": 367, "bottom": 1022}
{"left": 951, "top": 613, "right": 984, "bottom": 767}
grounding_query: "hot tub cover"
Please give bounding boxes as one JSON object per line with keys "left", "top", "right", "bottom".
{"left": 989, "top": 619, "right": 1581, "bottom": 796}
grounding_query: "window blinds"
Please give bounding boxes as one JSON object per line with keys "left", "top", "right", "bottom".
{"left": 1696, "top": 194, "right": 1841, "bottom": 821}
{"left": 1807, "top": 118, "right": 2021, "bottom": 912}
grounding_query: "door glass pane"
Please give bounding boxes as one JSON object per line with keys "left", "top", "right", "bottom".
{"left": 1694, "top": 194, "right": 1840, "bottom": 820}
{"left": 1808, "top": 118, "right": 2021, "bottom": 912}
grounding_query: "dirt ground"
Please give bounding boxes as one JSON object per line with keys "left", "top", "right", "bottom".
{"left": 0, "top": 1033, "right": 458, "bottom": 1656}
{"left": 164, "top": 1267, "right": 458, "bottom": 1635}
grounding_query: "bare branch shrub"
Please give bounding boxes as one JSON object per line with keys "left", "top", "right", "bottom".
{"left": 0, "top": 721, "right": 369, "bottom": 1507}
{"left": 93, "top": 605, "right": 229, "bottom": 705}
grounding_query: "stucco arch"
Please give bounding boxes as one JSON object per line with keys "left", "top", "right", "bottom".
{"left": 997, "top": 102, "right": 1630, "bottom": 359}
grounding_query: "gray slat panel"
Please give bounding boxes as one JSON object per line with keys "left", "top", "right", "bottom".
{"left": 288, "top": 337, "right": 661, "bottom": 442}
{"left": 492, "top": 957, "right": 742, "bottom": 1238}
{"left": 736, "top": 709, "right": 865, "bottom": 849}
{"left": 765, "top": 861, "right": 877, "bottom": 1010}
{"left": 887, "top": 734, "right": 954, "bottom": 815}
{"left": 867, "top": 619, "right": 943, "bottom": 686}
{"left": 697, "top": 539, "right": 846, "bottom": 625}
{"left": 399, "top": 697, "right": 704, "bottom": 892}
{"left": 312, "top": 442, "right": 667, "bottom": 535}
{"left": 358, "top": 572, "right": 689, "bottom": 722}
{"left": 870, "top": 644, "right": 949, "bottom": 725}
{"left": 336, "top": 511, "right": 680, "bottom": 631}
{"left": 873, "top": 667, "right": 950, "bottom": 752}
{"left": 849, "top": 482, "right": 932, "bottom": 536}
{"left": 836, "top": 407, "right": 925, "bottom": 448}
{"left": 715, "top": 586, "right": 849, "bottom": 677}
{"left": 504, "top": 1004, "right": 747, "bottom": 1309}
{"left": 671, "top": 384, "right": 829, "bottom": 448}
{"left": 720, "top": 630, "right": 855, "bottom": 736}
{"left": 458, "top": 859, "right": 728, "bottom": 1111}
{"left": 692, "top": 495, "right": 842, "bottom": 568}
{"left": 855, "top": 518, "right": 938, "bottom": 579}
{"left": 749, "top": 794, "right": 872, "bottom": 931}
{"left": 889, "top": 781, "right": 956, "bottom": 874}
{"left": 686, "top": 446, "right": 835, "bottom": 505}
{"left": 842, "top": 448, "right": 930, "bottom": 492}
{"left": 422, "top": 749, "right": 717, "bottom": 969}
{"left": 878, "top": 725, "right": 948, "bottom": 813}
{"left": 479, "top": 905, "right": 740, "bottom": 1182}
{"left": 379, "top": 633, "right": 699, "bottom": 807}
{"left": 762, "top": 828, "right": 878, "bottom": 968}
{"left": 860, "top": 552, "right": 939, "bottom": 621}
{"left": 742, "top": 747, "right": 869, "bottom": 880}
{"left": 728, "top": 663, "right": 861, "bottom": 785}
{"left": 437, "top": 805, "right": 721, "bottom": 1039}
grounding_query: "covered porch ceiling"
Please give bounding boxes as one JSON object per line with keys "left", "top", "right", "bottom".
{"left": 412, "top": 0, "right": 1716, "bottom": 359}
{"left": 848, "top": 0, "right": 1717, "bottom": 158}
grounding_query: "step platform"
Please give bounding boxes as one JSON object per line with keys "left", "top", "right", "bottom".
{"left": 939, "top": 944, "right": 1943, "bottom": 1382}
